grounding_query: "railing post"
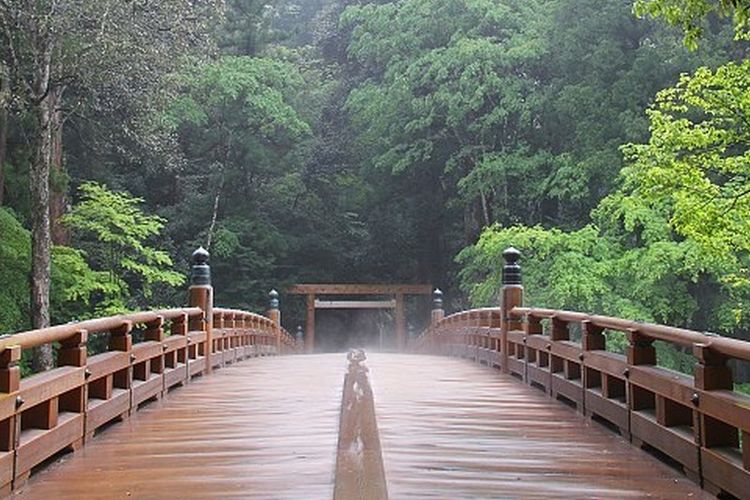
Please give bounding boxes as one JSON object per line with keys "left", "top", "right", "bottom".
{"left": 188, "top": 247, "right": 214, "bottom": 374}
{"left": 626, "top": 329, "right": 656, "bottom": 415}
{"left": 267, "top": 289, "right": 281, "bottom": 354}
{"left": 430, "top": 289, "right": 445, "bottom": 355}
{"left": 431, "top": 289, "right": 444, "bottom": 326}
{"left": 501, "top": 247, "right": 523, "bottom": 374}
{"left": 693, "top": 343, "right": 737, "bottom": 455}
{"left": 0, "top": 345, "right": 20, "bottom": 479}
{"left": 295, "top": 325, "right": 304, "bottom": 352}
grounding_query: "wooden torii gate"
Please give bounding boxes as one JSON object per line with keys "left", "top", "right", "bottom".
{"left": 288, "top": 284, "right": 432, "bottom": 352}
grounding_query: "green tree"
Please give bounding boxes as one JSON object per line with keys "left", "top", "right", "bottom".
{"left": 0, "top": 0, "right": 222, "bottom": 369}
{"left": 0, "top": 207, "right": 114, "bottom": 333}
{"left": 635, "top": 0, "right": 750, "bottom": 48}
{"left": 336, "top": 0, "right": 726, "bottom": 294}
{"left": 163, "top": 55, "right": 312, "bottom": 308}
{"left": 458, "top": 0, "right": 750, "bottom": 345}
{"left": 64, "top": 182, "right": 185, "bottom": 314}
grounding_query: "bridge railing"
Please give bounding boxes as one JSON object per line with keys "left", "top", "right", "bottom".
{"left": 0, "top": 248, "right": 299, "bottom": 494}
{"left": 413, "top": 248, "right": 750, "bottom": 500}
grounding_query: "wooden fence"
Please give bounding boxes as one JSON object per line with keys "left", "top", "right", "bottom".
{"left": 412, "top": 248, "right": 750, "bottom": 500}
{"left": 0, "top": 248, "right": 298, "bottom": 494}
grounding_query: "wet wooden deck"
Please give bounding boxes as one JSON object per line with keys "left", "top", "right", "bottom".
{"left": 14, "top": 353, "right": 707, "bottom": 499}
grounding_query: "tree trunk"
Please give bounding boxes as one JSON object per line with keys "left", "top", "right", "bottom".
{"left": 49, "top": 86, "right": 68, "bottom": 245}
{"left": 30, "top": 93, "right": 54, "bottom": 372}
{"left": 479, "top": 189, "right": 490, "bottom": 227}
{"left": 0, "top": 62, "right": 8, "bottom": 207}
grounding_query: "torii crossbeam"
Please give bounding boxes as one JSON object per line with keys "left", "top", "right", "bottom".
{"left": 287, "top": 284, "right": 432, "bottom": 352}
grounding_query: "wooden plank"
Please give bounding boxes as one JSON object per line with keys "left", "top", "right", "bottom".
{"left": 701, "top": 448, "right": 750, "bottom": 500}
{"left": 87, "top": 352, "right": 129, "bottom": 381}
{"left": 288, "top": 284, "right": 432, "bottom": 295}
{"left": 0, "top": 393, "right": 17, "bottom": 422}
{"left": 630, "top": 411, "right": 699, "bottom": 473}
{"left": 314, "top": 300, "right": 396, "bottom": 309}
{"left": 13, "top": 354, "right": 710, "bottom": 499}
{"left": 585, "top": 388, "right": 629, "bottom": 431}
{"left": 85, "top": 389, "right": 129, "bottom": 436}
{"left": 18, "top": 367, "right": 84, "bottom": 409}
{"left": 189, "top": 359, "right": 205, "bottom": 377}
{"left": 17, "top": 355, "right": 343, "bottom": 499}
{"left": 131, "top": 376, "right": 162, "bottom": 407}
{"left": 0, "top": 451, "right": 12, "bottom": 493}
{"left": 131, "top": 341, "right": 162, "bottom": 364}
{"left": 366, "top": 354, "right": 706, "bottom": 499}
{"left": 16, "top": 413, "right": 83, "bottom": 479}
{"left": 163, "top": 365, "right": 188, "bottom": 390}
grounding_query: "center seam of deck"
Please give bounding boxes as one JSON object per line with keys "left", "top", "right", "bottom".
{"left": 333, "top": 350, "right": 389, "bottom": 500}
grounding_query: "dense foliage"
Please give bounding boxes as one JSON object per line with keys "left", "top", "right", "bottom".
{"left": 0, "top": 0, "right": 749, "bottom": 374}
{"left": 64, "top": 182, "right": 185, "bottom": 314}
{"left": 0, "top": 208, "right": 110, "bottom": 332}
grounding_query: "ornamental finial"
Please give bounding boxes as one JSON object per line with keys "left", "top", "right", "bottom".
{"left": 502, "top": 247, "right": 521, "bottom": 285}
{"left": 433, "top": 288, "right": 444, "bottom": 309}
{"left": 190, "top": 247, "right": 211, "bottom": 286}
{"left": 269, "top": 289, "right": 280, "bottom": 309}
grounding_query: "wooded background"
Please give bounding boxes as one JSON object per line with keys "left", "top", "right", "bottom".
{"left": 1, "top": 0, "right": 749, "bottom": 377}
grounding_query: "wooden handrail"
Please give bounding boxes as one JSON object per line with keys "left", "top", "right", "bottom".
{"left": 0, "top": 247, "right": 304, "bottom": 495}
{"left": 0, "top": 305, "right": 300, "bottom": 494}
{"left": 0, "top": 308, "right": 203, "bottom": 351}
{"left": 512, "top": 307, "right": 750, "bottom": 361}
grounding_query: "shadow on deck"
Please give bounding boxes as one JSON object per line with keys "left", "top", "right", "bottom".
{"left": 13, "top": 353, "right": 707, "bottom": 499}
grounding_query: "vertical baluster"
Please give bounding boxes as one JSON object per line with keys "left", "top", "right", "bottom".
{"left": 0, "top": 345, "right": 20, "bottom": 493}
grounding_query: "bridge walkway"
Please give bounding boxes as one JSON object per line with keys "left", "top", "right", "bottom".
{"left": 13, "top": 354, "right": 707, "bottom": 499}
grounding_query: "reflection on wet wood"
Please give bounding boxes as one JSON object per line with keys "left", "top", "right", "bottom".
{"left": 368, "top": 353, "right": 710, "bottom": 499}
{"left": 12, "top": 353, "right": 710, "bottom": 499}
{"left": 334, "top": 350, "right": 388, "bottom": 500}
{"left": 13, "top": 355, "right": 343, "bottom": 499}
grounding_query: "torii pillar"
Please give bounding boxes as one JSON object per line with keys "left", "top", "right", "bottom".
{"left": 395, "top": 293, "right": 406, "bottom": 350}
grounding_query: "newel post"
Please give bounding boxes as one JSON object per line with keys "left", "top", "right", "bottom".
{"left": 501, "top": 247, "right": 523, "bottom": 374}
{"left": 693, "top": 343, "right": 737, "bottom": 452}
{"left": 296, "top": 325, "right": 304, "bottom": 351}
{"left": 431, "top": 289, "right": 445, "bottom": 326}
{"left": 188, "top": 247, "right": 214, "bottom": 374}
{"left": 267, "top": 289, "right": 281, "bottom": 354}
{"left": 430, "top": 288, "right": 445, "bottom": 354}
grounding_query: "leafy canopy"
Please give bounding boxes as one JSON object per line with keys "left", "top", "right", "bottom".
{"left": 0, "top": 208, "right": 113, "bottom": 333}
{"left": 64, "top": 182, "right": 185, "bottom": 313}
{"left": 621, "top": 61, "right": 750, "bottom": 263}
{"left": 634, "top": 0, "right": 750, "bottom": 48}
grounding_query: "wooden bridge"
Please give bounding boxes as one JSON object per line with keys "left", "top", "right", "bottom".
{"left": 0, "top": 247, "right": 748, "bottom": 498}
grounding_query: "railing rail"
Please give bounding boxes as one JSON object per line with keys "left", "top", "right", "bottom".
{"left": 0, "top": 248, "right": 301, "bottom": 495}
{"left": 0, "top": 308, "right": 202, "bottom": 351}
{"left": 513, "top": 307, "right": 750, "bottom": 360}
{"left": 413, "top": 248, "right": 750, "bottom": 500}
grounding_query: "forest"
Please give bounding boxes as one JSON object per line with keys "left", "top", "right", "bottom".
{"left": 1, "top": 0, "right": 749, "bottom": 375}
